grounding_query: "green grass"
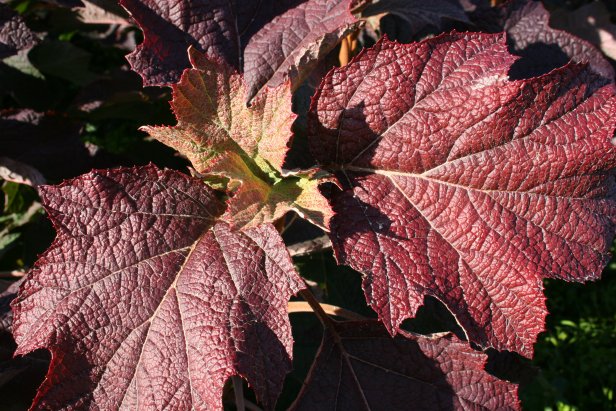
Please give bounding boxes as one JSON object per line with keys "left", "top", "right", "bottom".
{"left": 521, "top": 259, "right": 616, "bottom": 410}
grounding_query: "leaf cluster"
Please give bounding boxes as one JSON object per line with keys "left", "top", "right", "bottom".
{"left": 1, "top": 0, "right": 616, "bottom": 410}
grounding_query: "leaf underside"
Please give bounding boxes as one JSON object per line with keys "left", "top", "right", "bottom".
{"left": 11, "top": 165, "right": 305, "bottom": 410}
{"left": 243, "top": 0, "right": 360, "bottom": 101}
{"left": 309, "top": 32, "right": 616, "bottom": 357}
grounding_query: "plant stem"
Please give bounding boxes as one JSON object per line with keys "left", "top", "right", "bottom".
{"left": 339, "top": 37, "right": 350, "bottom": 66}
{"left": 232, "top": 376, "right": 245, "bottom": 411}
{"left": 274, "top": 217, "right": 286, "bottom": 233}
{"left": 288, "top": 301, "right": 366, "bottom": 321}
{"left": 244, "top": 400, "right": 263, "bottom": 411}
{"left": 298, "top": 287, "right": 337, "bottom": 328}
{"left": 0, "top": 270, "right": 25, "bottom": 278}
{"left": 287, "top": 235, "right": 332, "bottom": 257}
{"left": 279, "top": 213, "right": 298, "bottom": 235}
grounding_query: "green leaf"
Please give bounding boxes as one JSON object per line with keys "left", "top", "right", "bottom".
{"left": 144, "top": 48, "right": 333, "bottom": 229}
{"left": 144, "top": 47, "right": 296, "bottom": 174}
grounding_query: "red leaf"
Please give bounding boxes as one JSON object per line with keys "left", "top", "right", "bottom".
{"left": 119, "top": 0, "right": 246, "bottom": 86}
{"left": 243, "top": 0, "right": 360, "bottom": 101}
{"left": 291, "top": 321, "right": 519, "bottom": 410}
{"left": 471, "top": 0, "right": 615, "bottom": 80}
{"left": 120, "top": 0, "right": 358, "bottom": 92}
{"left": 12, "top": 165, "right": 305, "bottom": 410}
{"left": 308, "top": 32, "right": 616, "bottom": 356}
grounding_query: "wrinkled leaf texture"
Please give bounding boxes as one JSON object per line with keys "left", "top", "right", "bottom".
{"left": 145, "top": 48, "right": 334, "bottom": 230}
{"left": 309, "top": 32, "right": 616, "bottom": 357}
{"left": 291, "top": 321, "right": 519, "bottom": 410}
{"left": 0, "top": 4, "right": 38, "bottom": 59}
{"left": 12, "top": 165, "right": 305, "bottom": 410}
{"left": 471, "top": 0, "right": 615, "bottom": 80}
{"left": 145, "top": 48, "right": 296, "bottom": 173}
{"left": 242, "top": 0, "right": 361, "bottom": 101}
{"left": 120, "top": 0, "right": 358, "bottom": 100}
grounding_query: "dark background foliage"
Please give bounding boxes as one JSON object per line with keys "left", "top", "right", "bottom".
{"left": 0, "top": 0, "right": 615, "bottom": 409}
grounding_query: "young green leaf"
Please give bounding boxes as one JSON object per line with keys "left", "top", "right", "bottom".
{"left": 145, "top": 49, "right": 333, "bottom": 229}
{"left": 145, "top": 48, "right": 295, "bottom": 173}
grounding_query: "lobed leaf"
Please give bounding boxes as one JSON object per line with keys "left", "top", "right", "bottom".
{"left": 145, "top": 49, "right": 333, "bottom": 230}
{"left": 291, "top": 320, "right": 519, "bottom": 410}
{"left": 243, "top": 0, "right": 361, "bottom": 102}
{"left": 119, "top": 0, "right": 243, "bottom": 86}
{"left": 121, "top": 0, "right": 358, "bottom": 94}
{"left": 12, "top": 165, "right": 305, "bottom": 410}
{"left": 470, "top": 0, "right": 615, "bottom": 80}
{"left": 146, "top": 48, "right": 295, "bottom": 174}
{"left": 309, "top": 32, "right": 616, "bottom": 356}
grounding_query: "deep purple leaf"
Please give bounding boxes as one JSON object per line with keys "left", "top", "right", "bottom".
{"left": 120, "top": 0, "right": 357, "bottom": 91}
{"left": 119, "top": 0, "right": 245, "bottom": 86}
{"left": 12, "top": 165, "right": 305, "bottom": 410}
{"left": 362, "top": 0, "right": 469, "bottom": 37}
{"left": 291, "top": 321, "right": 519, "bottom": 410}
{"left": 308, "top": 32, "right": 616, "bottom": 356}
{"left": 119, "top": 0, "right": 271, "bottom": 83}
{"left": 471, "top": 0, "right": 615, "bottom": 80}
{"left": 0, "top": 4, "right": 38, "bottom": 59}
{"left": 243, "top": 0, "right": 360, "bottom": 101}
